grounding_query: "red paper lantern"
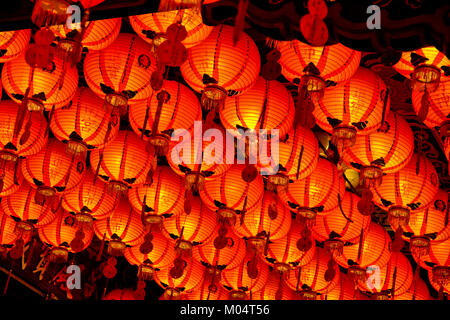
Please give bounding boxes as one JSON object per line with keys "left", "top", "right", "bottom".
{"left": 318, "top": 272, "right": 356, "bottom": 300}
{"left": 180, "top": 24, "right": 260, "bottom": 111}
{"left": 0, "top": 208, "right": 21, "bottom": 246}
{"left": 394, "top": 275, "right": 432, "bottom": 300}
{"left": 183, "top": 275, "right": 229, "bottom": 300}
{"left": 413, "top": 238, "right": 450, "bottom": 271}
{"left": 0, "top": 160, "right": 24, "bottom": 197}
{"left": 0, "top": 29, "right": 31, "bottom": 63}
{"left": 251, "top": 271, "right": 295, "bottom": 300}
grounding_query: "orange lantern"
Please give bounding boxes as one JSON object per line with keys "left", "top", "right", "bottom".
{"left": 258, "top": 125, "right": 319, "bottom": 187}
{"left": 128, "top": 166, "right": 185, "bottom": 225}
{"left": 221, "top": 253, "right": 270, "bottom": 300}
{"left": 371, "top": 153, "right": 439, "bottom": 229}
{"left": 128, "top": 80, "right": 202, "bottom": 155}
{"left": 277, "top": 158, "right": 345, "bottom": 225}
{"left": 83, "top": 33, "right": 157, "bottom": 113}
{"left": 21, "top": 138, "right": 85, "bottom": 203}
{"left": 390, "top": 189, "right": 450, "bottom": 257}
{"left": 413, "top": 238, "right": 450, "bottom": 272}
{"left": 124, "top": 230, "right": 176, "bottom": 281}
{"left": 312, "top": 67, "right": 389, "bottom": 150}
{"left": 89, "top": 130, "right": 155, "bottom": 193}
{"left": 220, "top": 76, "right": 295, "bottom": 140}
{"left": 50, "top": 87, "right": 120, "bottom": 155}
{"left": 103, "top": 289, "right": 143, "bottom": 300}
{"left": 38, "top": 210, "right": 94, "bottom": 263}
{"left": 130, "top": 8, "right": 213, "bottom": 49}
{"left": 0, "top": 208, "right": 22, "bottom": 246}
{"left": 428, "top": 267, "right": 450, "bottom": 296}
{"left": 199, "top": 164, "right": 265, "bottom": 226}
{"left": 180, "top": 24, "right": 260, "bottom": 111}
{"left": 183, "top": 276, "right": 229, "bottom": 300}
{"left": 393, "top": 47, "right": 450, "bottom": 92}
{"left": 252, "top": 271, "right": 295, "bottom": 300}
{"left": 2, "top": 53, "right": 78, "bottom": 112}
{"left": 61, "top": 171, "right": 116, "bottom": 222}
{"left": 343, "top": 112, "right": 414, "bottom": 187}
{"left": 360, "top": 252, "right": 414, "bottom": 299}
{"left": 0, "top": 29, "right": 31, "bottom": 63}
{"left": 334, "top": 222, "right": 392, "bottom": 285}
{"left": 0, "top": 100, "right": 48, "bottom": 161}
{"left": 92, "top": 198, "right": 145, "bottom": 256}
{"left": 0, "top": 160, "right": 23, "bottom": 197}
{"left": 1, "top": 182, "right": 58, "bottom": 232}
{"left": 285, "top": 248, "right": 340, "bottom": 299}
{"left": 318, "top": 272, "right": 356, "bottom": 300}
{"left": 394, "top": 275, "right": 432, "bottom": 300}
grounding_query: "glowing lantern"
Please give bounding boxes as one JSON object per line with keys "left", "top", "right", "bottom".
{"left": 199, "top": 165, "right": 265, "bottom": 226}
{"left": 180, "top": 24, "right": 260, "bottom": 111}
{"left": 0, "top": 162, "right": 23, "bottom": 197}
{"left": 371, "top": 153, "right": 439, "bottom": 229}
{"left": 394, "top": 275, "right": 432, "bottom": 300}
{"left": 130, "top": 8, "right": 213, "bottom": 49}
{"left": 312, "top": 67, "right": 389, "bottom": 150}
{"left": 221, "top": 253, "right": 269, "bottom": 300}
{"left": 89, "top": 130, "right": 155, "bottom": 193}
{"left": 360, "top": 252, "right": 414, "bottom": 299}
{"left": 38, "top": 210, "right": 94, "bottom": 263}
{"left": 334, "top": 222, "right": 392, "bottom": 285}
{"left": 0, "top": 100, "right": 48, "bottom": 161}
{"left": 21, "top": 138, "right": 85, "bottom": 203}
{"left": 252, "top": 271, "right": 295, "bottom": 300}
{"left": 124, "top": 230, "right": 176, "bottom": 281}
{"left": 277, "top": 158, "right": 345, "bottom": 225}
{"left": 183, "top": 276, "right": 229, "bottom": 300}
{"left": 257, "top": 125, "right": 319, "bottom": 187}
{"left": 2, "top": 53, "right": 78, "bottom": 112}
{"left": 50, "top": 87, "right": 119, "bottom": 155}
{"left": 128, "top": 166, "right": 185, "bottom": 225}
{"left": 93, "top": 198, "right": 145, "bottom": 256}
{"left": 285, "top": 248, "right": 340, "bottom": 299}
{"left": 220, "top": 76, "right": 295, "bottom": 140}
{"left": 84, "top": 33, "right": 157, "bottom": 114}
{"left": 0, "top": 29, "right": 31, "bottom": 63}
{"left": 429, "top": 267, "right": 450, "bottom": 296}
{"left": 318, "top": 273, "right": 356, "bottom": 300}
{"left": 343, "top": 112, "right": 414, "bottom": 187}
{"left": 0, "top": 208, "right": 22, "bottom": 246}
{"left": 393, "top": 47, "right": 450, "bottom": 92}
{"left": 128, "top": 80, "right": 202, "bottom": 155}
{"left": 61, "top": 171, "right": 116, "bottom": 223}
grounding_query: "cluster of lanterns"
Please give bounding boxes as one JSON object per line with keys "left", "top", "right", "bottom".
{"left": 0, "top": 0, "right": 449, "bottom": 301}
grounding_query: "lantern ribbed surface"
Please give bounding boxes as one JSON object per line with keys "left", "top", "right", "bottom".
{"left": 161, "top": 196, "right": 217, "bottom": 246}
{"left": 0, "top": 208, "right": 20, "bottom": 245}
{"left": 318, "top": 273, "right": 356, "bottom": 300}
{"left": 334, "top": 222, "right": 392, "bottom": 269}
{"left": 155, "top": 256, "right": 204, "bottom": 293}
{"left": 124, "top": 230, "right": 176, "bottom": 269}
{"left": 233, "top": 191, "right": 292, "bottom": 242}
{"left": 193, "top": 228, "right": 246, "bottom": 270}
{"left": 199, "top": 164, "right": 265, "bottom": 215}
{"left": 313, "top": 67, "right": 389, "bottom": 135}
{"left": 89, "top": 130, "right": 154, "bottom": 188}
{"left": 38, "top": 210, "right": 94, "bottom": 253}
{"left": 277, "top": 40, "right": 361, "bottom": 84}
{"left": 128, "top": 166, "right": 185, "bottom": 221}
{"left": 311, "top": 192, "right": 371, "bottom": 243}
{"left": 184, "top": 278, "right": 229, "bottom": 300}
{"left": 21, "top": 138, "right": 85, "bottom": 194}
{"left": 394, "top": 276, "right": 432, "bottom": 300}
{"left": 128, "top": 80, "right": 202, "bottom": 141}
{"left": 285, "top": 248, "right": 340, "bottom": 294}
{"left": 343, "top": 112, "right": 414, "bottom": 174}
{"left": 220, "top": 77, "right": 295, "bottom": 139}
{"left": 180, "top": 24, "right": 261, "bottom": 95}
{"left": 1, "top": 182, "right": 57, "bottom": 228}
{"left": 50, "top": 87, "right": 120, "bottom": 151}
{"left": 0, "top": 29, "right": 31, "bottom": 63}
{"left": 62, "top": 171, "right": 116, "bottom": 221}
{"left": 413, "top": 238, "right": 450, "bottom": 270}
{"left": 252, "top": 271, "right": 294, "bottom": 300}
{"left": 93, "top": 198, "right": 145, "bottom": 247}
{"left": 84, "top": 33, "right": 157, "bottom": 105}
{"left": 0, "top": 162, "right": 23, "bottom": 197}
{"left": 0, "top": 100, "right": 48, "bottom": 158}
{"left": 371, "top": 153, "right": 439, "bottom": 212}
{"left": 277, "top": 158, "right": 345, "bottom": 215}
{"left": 51, "top": 18, "right": 122, "bottom": 51}
{"left": 130, "top": 8, "right": 214, "bottom": 48}
{"left": 2, "top": 54, "right": 79, "bottom": 111}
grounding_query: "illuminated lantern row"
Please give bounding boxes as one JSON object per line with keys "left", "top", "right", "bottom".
{"left": 0, "top": 29, "right": 31, "bottom": 63}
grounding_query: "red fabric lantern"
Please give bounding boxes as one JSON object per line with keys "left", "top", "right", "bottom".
{"left": 50, "top": 87, "right": 120, "bottom": 154}
{"left": 128, "top": 80, "right": 202, "bottom": 155}
{"left": 130, "top": 8, "right": 213, "bottom": 49}
{"left": 371, "top": 153, "right": 439, "bottom": 229}
{"left": 251, "top": 271, "right": 295, "bottom": 300}
{"left": 0, "top": 160, "right": 23, "bottom": 197}
{"left": 0, "top": 208, "right": 21, "bottom": 246}
{"left": 180, "top": 24, "right": 260, "bottom": 111}
{"left": 93, "top": 198, "right": 145, "bottom": 256}
{"left": 394, "top": 275, "right": 432, "bottom": 300}
{"left": 183, "top": 276, "right": 229, "bottom": 300}
{"left": 0, "top": 29, "right": 31, "bottom": 63}
{"left": 318, "top": 272, "right": 356, "bottom": 300}
{"left": 84, "top": 33, "right": 157, "bottom": 113}
{"left": 428, "top": 267, "right": 450, "bottom": 295}
{"left": 89, "top": 130, "right": 155, "bottom": 193}
{"left": 413, "top": 238, "right": 450, "bottom": 271}
{"left": 2, "top": 53, "right": 78, "bottom": 111}
{"left": 312, "top": 67, "right": 389, "bottom": 150}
